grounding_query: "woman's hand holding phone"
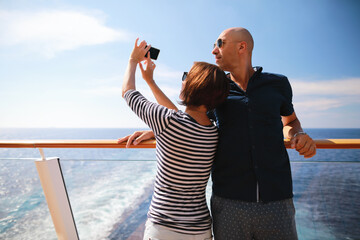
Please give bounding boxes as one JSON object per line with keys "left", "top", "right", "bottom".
{"left": 129, "top": 38, "right": 151, "bottom": 63}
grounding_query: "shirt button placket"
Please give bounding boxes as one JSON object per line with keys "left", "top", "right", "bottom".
{"left": 248, "top": 100, "right": 257, "bottom": 166}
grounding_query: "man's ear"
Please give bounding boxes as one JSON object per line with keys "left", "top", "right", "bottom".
{"left": 239, "top": 41, "right": 247, "bottom": 51}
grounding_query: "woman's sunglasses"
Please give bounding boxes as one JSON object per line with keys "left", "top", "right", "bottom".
{"left": 182, "top": 72, "right": 188, "bottom": 81}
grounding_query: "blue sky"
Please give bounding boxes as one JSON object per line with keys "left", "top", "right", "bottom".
{"left": 0, "top": 0, "right": 359, "bottom": 128}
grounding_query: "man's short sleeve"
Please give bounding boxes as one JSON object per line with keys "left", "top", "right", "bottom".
{"left": 280, "top": 77, "right": 294, "bottom": 116}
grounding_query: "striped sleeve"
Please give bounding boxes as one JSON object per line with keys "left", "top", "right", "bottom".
{"left": 124, "top": 89, "right": 173, "bottom": 135}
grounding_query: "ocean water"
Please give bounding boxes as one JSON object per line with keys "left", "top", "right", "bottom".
{"left": 0, "top": 128, "right": 359, "bottom": 240}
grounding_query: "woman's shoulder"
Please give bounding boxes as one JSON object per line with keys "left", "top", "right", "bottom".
{"left": 172, "top": 110, "right": 217, "bottom": 129}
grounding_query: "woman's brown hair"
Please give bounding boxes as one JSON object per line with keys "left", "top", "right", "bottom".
{"left": 180, "top": 62, "right": 229, "bottom": 110}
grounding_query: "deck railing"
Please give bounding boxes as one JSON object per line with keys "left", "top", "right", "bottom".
{"left": 1, "top": 139, "right": 359, "bottom": 240}
{"left": 1, "top": 138, "right": 360, "bottom": 149}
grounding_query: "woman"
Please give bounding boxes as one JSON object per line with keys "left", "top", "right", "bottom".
{"left": 122, "top": 38, "right": 229, "bottom": 240}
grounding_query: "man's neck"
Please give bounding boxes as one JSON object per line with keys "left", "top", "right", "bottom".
{"left": 230, "top": 66, "right": 255, "bottom": 91}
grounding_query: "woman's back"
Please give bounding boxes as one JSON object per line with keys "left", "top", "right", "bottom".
{"left": 125, "top": 90, "right": 218, "bottom": 234}
{"left": 121, "top": 42, "right": 229, "bottom": 238}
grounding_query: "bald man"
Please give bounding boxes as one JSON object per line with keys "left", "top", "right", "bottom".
{"left": 118, "top": 28, "right": 316, "bottom": 240}
{"left": 209, "top": 27, "right": 316, "bottom": 240}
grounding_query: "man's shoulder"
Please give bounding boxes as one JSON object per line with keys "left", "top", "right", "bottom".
{"left": 260, "top": 71, "right": 288, "bottom": 81}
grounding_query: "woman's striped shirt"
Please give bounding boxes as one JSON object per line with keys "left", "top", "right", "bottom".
{"left": 124, "top": 90, "right": 218, "bottom": 235}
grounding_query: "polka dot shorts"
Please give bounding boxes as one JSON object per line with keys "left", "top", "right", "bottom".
{"left": 211, "top": 194, "right": 298, "bottom": 240}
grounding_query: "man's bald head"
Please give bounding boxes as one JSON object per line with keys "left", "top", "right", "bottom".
{"left": 222, "top": 27, "right": 254, "bottom": 53}
{"left": 212, "top": 27, "right": 254, "bottom": 72}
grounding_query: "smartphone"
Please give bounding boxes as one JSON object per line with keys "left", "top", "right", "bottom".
{"left": 145, "top": 46, "right": 160, "bottom": 60}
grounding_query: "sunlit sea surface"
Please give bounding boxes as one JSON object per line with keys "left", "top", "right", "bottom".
{"left": 0, "top": 128, "right": 359, "bottom": 240}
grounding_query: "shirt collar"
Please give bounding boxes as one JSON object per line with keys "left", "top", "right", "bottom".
{"left": 251, "top": 66, "right": 263, "bottom": 79}
{"left": 226, "top": 66, "right": 263, "bottom": 92}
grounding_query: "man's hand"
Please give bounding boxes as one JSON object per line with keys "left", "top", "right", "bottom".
{"left": 117, "top": 130, "right": 155, "bottom": 148}
{"left": 290, "top": 133, "right": 316, "bottom": 158}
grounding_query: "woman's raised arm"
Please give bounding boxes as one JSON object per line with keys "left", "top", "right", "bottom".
{"left": 122, "top": 38, "right": 150, "bottom": 97}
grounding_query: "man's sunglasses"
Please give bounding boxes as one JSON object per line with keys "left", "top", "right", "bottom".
{"left": 182, "top": 72, "right": 188, "bottom": 81}
{"left": 213, "top": 38, "right": 242, "bottom": 49}
{"left": 213, "top": 38, "right": 224, "bottom": 49}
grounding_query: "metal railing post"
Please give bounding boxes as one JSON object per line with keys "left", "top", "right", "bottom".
{"left": 35, "top": 149, "right": 79, "bottom": 240}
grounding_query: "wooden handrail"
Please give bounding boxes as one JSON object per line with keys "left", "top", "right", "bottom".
{"left": 0, "top": 139, "right": 359, "bottom": 149}
{"left": 0, "top": 139, "right": 156, "bottom": 149}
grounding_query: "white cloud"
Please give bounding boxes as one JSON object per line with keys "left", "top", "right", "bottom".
{"left": 293, "top": 98, "right": 344, "bottom": 112}
{"left": 83, "top": 86, "right": 123, "bottom": 96}
{"left": 291, "top": 78, "right": 360, "bottom": 96}
{"left": 154, "top": 64, "right": 183, "bottom": 80}
{"left": 290, "top": 78, "right": 360, "bottom": 113}
{"left": 82, "top": 83, "right": 179, "bottom": 103}
{"left": 0, "top": 9, "right": 131, "bottom": 58}
{"left": 83, "top": 64, "right": 181, "bottom": 99}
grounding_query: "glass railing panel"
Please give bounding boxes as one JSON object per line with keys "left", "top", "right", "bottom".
{"left": 292, "top": 162, "right": 360, "bottom": 240}
{"left": 60, "top": 158, "right": 157, "bottom": 240}
{"left": 1, "top": 158, "right": 359, "bottom": 240}
{"left": 61, "top": 161, "right": 360, "bottom": 240}
{"left": 0, "top": 159, "right": 58, "bottom": 240}
{"left": 288, "top": 148, "right": 360, "bottom": 162}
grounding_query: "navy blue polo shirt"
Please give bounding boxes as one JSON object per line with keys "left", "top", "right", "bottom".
{"left": 211, "top": 67, "right": 294, "bottom": 202}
